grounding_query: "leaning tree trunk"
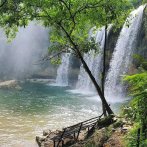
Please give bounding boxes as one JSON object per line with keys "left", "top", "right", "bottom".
{"left": 75, "top": 47, "right": 113, "bottom": 115}
{"left": 101, "top": 25, "right": 108, "bottom": 116}
{"left": 61, "top": 26, "right": 113, "bottom": 115}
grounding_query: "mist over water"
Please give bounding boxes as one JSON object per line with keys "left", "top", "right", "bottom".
{"left": 0, "top": 22, "right": 50, "bottom": 79}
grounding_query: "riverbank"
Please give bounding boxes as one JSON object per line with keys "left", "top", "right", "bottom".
{"left": 0, "top": 80, "right": 21, "bottom": 90}
{"left": 25, "top": 78, "right": 56, "bottom": 84}
{"left": 36, "top": 115, "right": 133, "bottom": 147}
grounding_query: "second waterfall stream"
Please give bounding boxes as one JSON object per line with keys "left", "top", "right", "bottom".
{"left": 76, "top": 25, "right": 112, "bottom": 93}
{"left": 105, "top": 5, "right": 145, "bottom": 100}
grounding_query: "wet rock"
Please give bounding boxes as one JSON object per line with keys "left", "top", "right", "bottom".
{"left": 55, "top": 130, "right": 62, "bottom": 135}
{"left": 43, "top": 129, "right": 51, "bottom": 136}
{"left": 84, "top": 128, "right": 108, "bottom": 147}
{"left": 44, "top": 138, "right": 54, "bottom": 147}
{"left": 36, "top": 136, "right": 46, "bottom": 146}
{"left": 122, "top": 125, "right": 132, "bottom": 130}
{"left": 0, "top": 80, "right": 21, "bottom": 90}
{"left": 27, "top": 78, "right": 56, "bottom": 84}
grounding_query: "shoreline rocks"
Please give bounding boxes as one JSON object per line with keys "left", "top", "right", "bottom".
{"left": 0, "top": 80, "right": 21, "bottom": 90}
{"left": 36, "top": 116, "right": 133, "bottom": 147}
{"left": 26, "top": 78, "right": 56, "bottom": 84}
{"left": 36, "top": 129, "right": 59, "bottom": 147}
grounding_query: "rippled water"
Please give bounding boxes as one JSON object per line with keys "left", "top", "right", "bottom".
{"left": 0, "top": 82, "right": 124, "bottom": 147}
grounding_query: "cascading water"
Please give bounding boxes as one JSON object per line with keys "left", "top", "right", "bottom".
{"left": 76, "top": 25, "right": 112, "bottom": 93}
{"left": 105, "top": 5, "right": 145, "bottom": 99}
{"left": 56, "top": 53, "right": 71, "bottom": 86}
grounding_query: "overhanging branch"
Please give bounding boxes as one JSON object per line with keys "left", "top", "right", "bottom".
{"left": 0, "top": 0, "right": 7, "bottom": 7}
{"left": 59, "top": 0, "right": 76, "bottom": 35}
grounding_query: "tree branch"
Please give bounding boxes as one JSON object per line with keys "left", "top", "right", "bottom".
{"left": 69, "top": 0, "right": 71, "bottom": 10}
{"left": 36, "top": 51, "right": 64, "bottom": 65}
{"left": 59, "top": 0, "right": 76, "bottom": 35}
{"left": 35, "top": 49, "right": 77, "bottom": 65}
{"left": 0, "top": 0, "right": 7, "bottom": 7}
{"left": 73, "top": 0, "right": 104, "bottom": 18}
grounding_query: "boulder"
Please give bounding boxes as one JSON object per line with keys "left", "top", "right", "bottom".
{"left": 36, "top": 136, "right": 46, "bottom": 146}
{"left": 43, "top": 129, "right": 51, "bottom": 136}
{"left": 0, "top": 80, "right": 21, "bottom": 90}
{"left": 27, "top": 78, "right": 56, "bottom": 84}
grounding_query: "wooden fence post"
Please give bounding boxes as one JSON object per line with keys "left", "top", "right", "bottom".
{"left": 136, "top": 128, "right": 140, "bottom": 147}
{"left": 77, "top": 123, "right": 83, "bottom": 140}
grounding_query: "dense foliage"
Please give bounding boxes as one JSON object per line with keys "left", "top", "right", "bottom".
{"left": 122, "top": 55, "right": 147, "bottom": 146}
{"left": 0, "top": 0, "right": 130, "bottom": 47}
{"left": 127, "top": 0, "right": 147, "bottom": 8}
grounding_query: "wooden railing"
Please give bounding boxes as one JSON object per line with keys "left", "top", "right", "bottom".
{"left": 51, "top": 113, "right": 107, "bottom": 147}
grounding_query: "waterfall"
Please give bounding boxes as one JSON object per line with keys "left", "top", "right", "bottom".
{"left": 56, "top": 53, "right": 71, "bottom": 86}
{"left": 76, "top": 25, "right": 112, "bottom": 93}
{"left": 105, "top": 5, "right": 145, "bottom": 99}
{"left": 76, "top": 27, "right": 105, "bottom": 92}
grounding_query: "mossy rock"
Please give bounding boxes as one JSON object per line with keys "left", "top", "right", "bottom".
{"left": 113, "top": 120, "right": 123, "bottom": 128}
{"left": 98, "top": 115, "right": 114, "bottom": 126}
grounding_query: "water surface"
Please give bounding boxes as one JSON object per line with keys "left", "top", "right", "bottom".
{"left": 0, "top": 82, "right": 124, "bottom": 147}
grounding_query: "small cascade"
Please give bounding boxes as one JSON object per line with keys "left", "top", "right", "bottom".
{"left": 105, "top": 5, "right": 145, "bottom": 99}
{"left": 56, "top": 53, "right": 71, "bottom": 86}
{"left": 76, "top": 25, "right": 112, "bottom": 93}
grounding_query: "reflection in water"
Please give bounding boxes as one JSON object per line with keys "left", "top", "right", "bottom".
{"left": 0, "top": 82, "right": 124, "bottom": 147}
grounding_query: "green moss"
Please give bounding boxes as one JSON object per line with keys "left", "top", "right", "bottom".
{"left": 105, "top": 127, "right": 112, "bottom": 138}
{"left": 97, "top": 115, "right": 114, "bottom": 125}
{"left": 113, "top": 120, "right": 123, "bottom": 128}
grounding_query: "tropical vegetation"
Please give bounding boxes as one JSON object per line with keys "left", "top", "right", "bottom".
{"left": 0, "top": 0, "right": 132, "bottom": 115}
{"left": 122, "top": 55, "right": 147, "bottom": 146}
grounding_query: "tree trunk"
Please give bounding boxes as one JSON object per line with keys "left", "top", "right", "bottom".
{"left": 73, "top": 45, "right": 113, "bottom": 115}
{"left": 102, "top": 25, "right": 108, "bottom": 116}
{"left": 61, "top": 26, "right": 114, "bottom": 115}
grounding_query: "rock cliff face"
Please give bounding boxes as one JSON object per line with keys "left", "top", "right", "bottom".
{"left": 137, "top": 6, "right": 147, "bottom": 59}
{"left": 106, "top": 27, "right": 121, "bottom": 72}
{"left": 127, "top": 6, "right": 147, "bottom": 75}
{"left": 105, "top": 6, "right": 147, "bottom": 76}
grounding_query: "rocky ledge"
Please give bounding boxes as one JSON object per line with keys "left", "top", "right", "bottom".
{"left": 36, "top": 116, "right": 133, "bottom": 147}
{"left": 26, "top": 78, "right": 56, "bottom": 84}
{"left": 0, "top": 80, "right": 21, "bottom": 90}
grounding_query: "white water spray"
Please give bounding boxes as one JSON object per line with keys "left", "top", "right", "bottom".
{"left": 56, "top": 53, "right": 71, "bottom": 86}
{"left": 105, "top": 5, "right": 145, "bottom": 99}
{"left": 0, "top": 22, "right": 49, "bottom": 79}
{"left": 76, "top": 25, "right": 112, "bottom": 93}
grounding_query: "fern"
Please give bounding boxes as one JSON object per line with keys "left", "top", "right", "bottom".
{"left": 122, "top": 55, "right": 147, "bottom": 146}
